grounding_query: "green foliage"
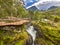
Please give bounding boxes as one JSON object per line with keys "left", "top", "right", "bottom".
{"left": 0, "top": 24, "right": 29, "bottom": 45}
{"left": 0, "top": 0, "right": 29, "bottom": 18}
{"left": 0, "top": 0, "right": 60, "bottom": 45}
{"left": 31, "top": 8, "right": 60, "bottom": 44}
{"left": 32, "top": 17, "right": 60, "bottom": 45}
{"left": 0, "top": 0, "right": 60, "bottom": 20}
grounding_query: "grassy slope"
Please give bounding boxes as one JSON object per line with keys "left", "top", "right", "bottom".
{"left": 32, "top": 8, "right": 60, "bottom": 45}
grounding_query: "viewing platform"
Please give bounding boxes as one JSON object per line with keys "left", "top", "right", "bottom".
{"left": 0, "top": 18, "right": 30, "bottom": 26}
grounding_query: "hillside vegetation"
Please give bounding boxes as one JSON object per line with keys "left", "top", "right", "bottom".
{"left": 0, "top": 0, "right": 60, "bottom": 45}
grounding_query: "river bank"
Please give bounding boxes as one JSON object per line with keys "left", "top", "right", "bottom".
{"left": 0, "top": 18, "right": 60, "bottom": 45}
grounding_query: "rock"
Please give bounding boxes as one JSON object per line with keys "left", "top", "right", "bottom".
{"left": 25, "top": 35, "right": 33, "bottom": 45}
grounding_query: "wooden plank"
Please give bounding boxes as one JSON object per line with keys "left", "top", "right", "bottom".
{"left": 0, "top": 19, "right": 30, "bottom": 26}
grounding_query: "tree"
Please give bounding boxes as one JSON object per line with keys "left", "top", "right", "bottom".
{"left": 0, "top": 0, "right": 29, "bottom": 18}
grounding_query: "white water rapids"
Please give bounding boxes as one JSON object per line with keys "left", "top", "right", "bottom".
{"left": 26, "top": 26, "right": 37, "bottom": 45}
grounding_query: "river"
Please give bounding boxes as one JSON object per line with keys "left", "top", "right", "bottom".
{"left": 26, "top": 25, "right": 37, "bottom": 45}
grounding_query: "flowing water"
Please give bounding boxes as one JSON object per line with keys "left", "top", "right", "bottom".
{"left": 26, "top": 25, "right": 37, "bottom": 45}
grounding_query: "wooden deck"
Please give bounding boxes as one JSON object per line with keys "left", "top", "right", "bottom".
{"left": 0, "top": 18, "right": 30, "bottom": 26}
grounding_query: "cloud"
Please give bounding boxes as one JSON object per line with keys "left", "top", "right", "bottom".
{"left": 23, "top": 0, "right": 60, "bottom": 10}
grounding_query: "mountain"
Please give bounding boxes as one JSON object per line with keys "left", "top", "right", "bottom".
{"left": 23, "top": 0, "right": 60, "bottom": 10}
{"left": 48, "top": 6, "right": 59, "bottom": 10}
{"left": 35, "top": 1, "right": 60, "bottom": 10}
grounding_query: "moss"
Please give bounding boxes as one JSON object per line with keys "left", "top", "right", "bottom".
{"left": 0, "top": 24, "right": 29, "bottom": 45}
{"left": 32, "top": 17, "right": 60, "bottom": 45}
{"left": 15, "top": 40, "right": 25, "bottom": 45}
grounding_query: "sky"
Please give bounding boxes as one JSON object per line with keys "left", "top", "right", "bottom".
{"left": 23, "top": 0, "right": 60, "bottom": 10}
